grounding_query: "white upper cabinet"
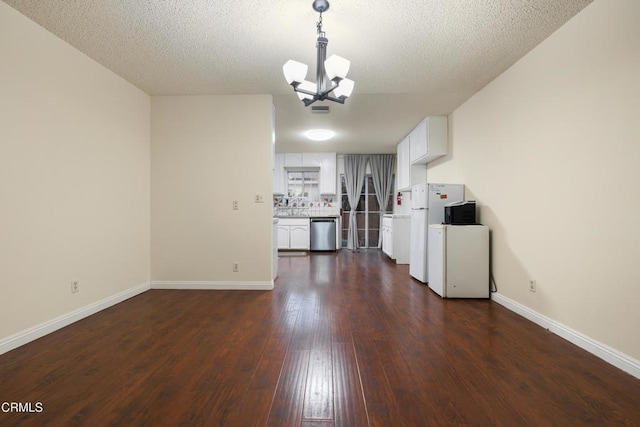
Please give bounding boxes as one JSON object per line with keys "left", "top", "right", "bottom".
{"left": 409, "top": 119, "right": 426, "bottom": 161}
{"left": 397, "top": 116, "right": 447, "bottom": 190}
{"left": 318, "top": 152, "right": 337, "bottom": 195}
{"left": 284, "top": 153, "right": 303, "bottom": 167}
{"left": 302, "top": 153, "right": 322, "bottom": 167}
{"left": 409, "top": 116, "right": 448, "bottom": 164}
{"left": 396, "top": 137, "right": 410, "bottom": 191}
{"left": 273, "top": 152, "right": 337, "bottom": 195}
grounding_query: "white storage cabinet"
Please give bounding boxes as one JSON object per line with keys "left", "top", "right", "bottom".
{"left": 277, "top": 218, "right": 310, "bottom": 250}
{"left": 318, "top": 153, "right": 337, "bottom": 195}
{"left": 381, "top": 214, "right": 410, "bottom": 264}
{"left": 409, "top": 116, "right": 448, "bottom": 164}
{"left": 381, "top": 217, "right": 394, "bottom": 258}
{"left": 273, "top": 152, "right": 337, "bottom": 195}
{"left": 396, "top": 137, "right": 410, "bottom": 191}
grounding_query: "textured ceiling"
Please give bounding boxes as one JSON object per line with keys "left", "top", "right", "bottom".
{"left": 3, "top": 0, "right": 592, "bottom": 153}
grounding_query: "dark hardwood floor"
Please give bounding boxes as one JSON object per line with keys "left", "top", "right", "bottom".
{"left": 1, "top": 250, "right": 639, "bottom": 426}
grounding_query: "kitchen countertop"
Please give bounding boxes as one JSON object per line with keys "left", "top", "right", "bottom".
{"left": 275, "top": 214, "right": 340, "bottom": 219}
{"left": 274, "top": 206, "right": 340, "bottom": 218}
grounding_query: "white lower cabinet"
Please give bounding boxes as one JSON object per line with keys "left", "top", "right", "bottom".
{"left": 382, "top": 223, "right": 393, "bottom": 257}
{"left": 277, "top": 218, "right": 310, "bottom": 250}
{"left": 277, "top": 226, "right": 289, "bottom": 249}
{"left": 381, "top": 215, "right": 410, "bottom": 264}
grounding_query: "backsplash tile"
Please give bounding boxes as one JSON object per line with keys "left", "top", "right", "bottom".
{"left": 273, "top": 196, "right": 339, "bottom": 217}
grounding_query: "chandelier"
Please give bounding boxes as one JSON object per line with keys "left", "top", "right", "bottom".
{"left": 282, "top": 0, "right": 354, "bottom": 107}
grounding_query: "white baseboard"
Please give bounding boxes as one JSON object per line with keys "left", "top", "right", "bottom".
{"left": 150, "top": 281, "right": 274, "bottom": 291}
{"left": 0, "top": 282, "right": 150, "bottom": 356}
{"left": 491, "top": 292, "right": 640, "bottom": 379}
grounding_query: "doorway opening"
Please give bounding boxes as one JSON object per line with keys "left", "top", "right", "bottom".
{"left": 340, "top": 175, "right": 394, "bottom": 248}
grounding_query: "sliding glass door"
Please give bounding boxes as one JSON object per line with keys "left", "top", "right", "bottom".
{"left": 340, "top": 175, "right": 394, "bottom": 248}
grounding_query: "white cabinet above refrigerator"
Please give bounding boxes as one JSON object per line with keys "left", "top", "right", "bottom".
{"left": 409, "top": 116, "right": 448, "bottom": 165}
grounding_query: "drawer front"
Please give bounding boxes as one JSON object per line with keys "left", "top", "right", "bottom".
{"left": 279, "top": 218, "right": 310, "bottom": 227}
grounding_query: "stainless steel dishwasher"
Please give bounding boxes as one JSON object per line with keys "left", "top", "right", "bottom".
{"left": 310, "top": 218, "right": 337, "bottom": 251}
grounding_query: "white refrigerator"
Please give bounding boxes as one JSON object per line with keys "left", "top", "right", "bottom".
{"left": 427, "top": 224, "right": 489, "bottom": 298}
{"left": 409, "top": 183, "right": 464, "bottom": 282}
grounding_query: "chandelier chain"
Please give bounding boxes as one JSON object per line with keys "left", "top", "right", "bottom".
{"left": 317, "top": 12, "right": 324, "bottom": 37}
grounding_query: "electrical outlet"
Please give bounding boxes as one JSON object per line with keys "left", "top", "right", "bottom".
{"left": 233, "top": 200, "right": 239, "bottom": 210}
{"left": 529, "top": 279, "right": 536, "bottom": 293}
{"left": 255, "top": 193, "right": 264, "bottom": 203}
{"left": 71, "top": 280, "right": 79, "bottom": 293}
{"left": 233, "top": 262, "right": 239, "bottom": 272}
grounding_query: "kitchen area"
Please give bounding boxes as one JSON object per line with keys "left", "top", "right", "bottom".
{"left": 273, "top": 115, "right": 489, "bottom": 299}
{"left": 383, "top": 115, "right": 490, "bottom": 298}
{"left": 273, "top": 152, "right": 341, "bottom": 257}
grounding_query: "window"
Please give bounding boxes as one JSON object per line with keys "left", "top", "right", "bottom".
{"left": 287, "top": 170, "right": 319, "bottom": 199}
{"left": 341, "top": 175, "right": 394, "bottom": 248}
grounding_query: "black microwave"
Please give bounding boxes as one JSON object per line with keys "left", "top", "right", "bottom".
{"left": 444, "top": 201, "right": 476, "bottom": 225}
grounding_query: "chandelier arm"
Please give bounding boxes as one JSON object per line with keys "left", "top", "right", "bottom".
{"left": 294, "top": 80, "right": 344, "bottom": 104}
{"left": 322, "top": 95, "right": 346, "bottom": 104}
{"left": 299, "top": 93, "right": 345, "bottom": 106}
{"left": 293, "top": 87, "right": 318, "bottom": 97}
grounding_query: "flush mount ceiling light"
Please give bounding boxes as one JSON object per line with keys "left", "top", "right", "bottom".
{"left": 283, "top": 0, "right": 354, "bottom": 107}
{"left": 305, "top": 129, "right": 336, "bottom": 141}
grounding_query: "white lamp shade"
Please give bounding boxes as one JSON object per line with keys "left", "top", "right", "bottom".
{"left": 296, "top": 80, "right": 316, "bottom": 100}
{"left": 325, "top": 55, "right": 350, "bottom": 80}
{"left": 334, "top": 78, "right": 354, "bottom": 98}
{"left": 283, "top": 60, "right": 308, "bottom": 85}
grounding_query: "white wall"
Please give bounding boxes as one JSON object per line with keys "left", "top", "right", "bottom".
{"left": 428, "top": 0, "right": 640, "bottom": 360}
{"left": 0, "top": 3, "right": 151, "bottom": 340}
{"left": 151, "top": 95, "right": 274, "bottom": 285}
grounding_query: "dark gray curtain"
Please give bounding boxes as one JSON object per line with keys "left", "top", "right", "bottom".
{"left": 343, "top": 155, "right": 368, "bottom": 250}
{"left": 369, "top": 154, "right": 395, "bottom": 248}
